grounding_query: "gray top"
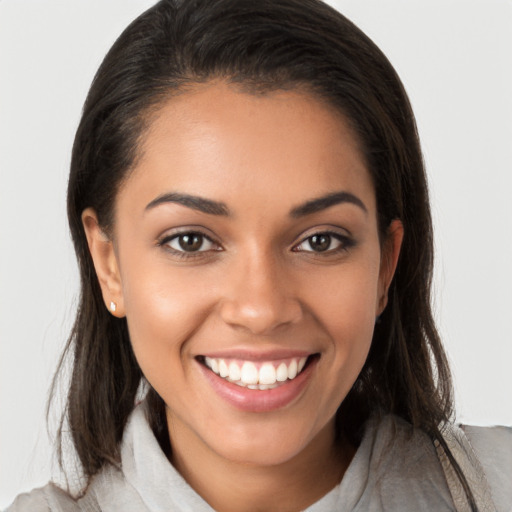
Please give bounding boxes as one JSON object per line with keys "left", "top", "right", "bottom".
{"left": 6, "top": 402, "right": 511, "bottom": 511}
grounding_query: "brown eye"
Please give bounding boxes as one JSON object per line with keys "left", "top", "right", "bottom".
{"left": 167, "top": 233, "right": 216, "bottom": 252}
{"left": 294, "top": 232, "right": 349, "bottom": 253}
{"left": 178, "top": 234, "right": 203, "bottom": 251}
{"left": 308, "top": 234, "right": 332, "bottom": 252}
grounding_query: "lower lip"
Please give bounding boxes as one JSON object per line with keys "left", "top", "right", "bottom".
{"left": 198, "top": 358, "right": 317, "bottom": 412}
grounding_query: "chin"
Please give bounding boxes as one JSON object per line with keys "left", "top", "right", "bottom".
{"left": 201, "top": 413, "right": 336, "bottom": 468}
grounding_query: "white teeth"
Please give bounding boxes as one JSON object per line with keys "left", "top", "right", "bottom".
{"left": 276, "top": 363, "right": 288, "bottom": 382}
{"left": 259, "top": 363, "right": 277, "bottom": 385}
{"left": 228, "top": 361, "right": 241, "bottom": 381}
{"left": 235, "top": 382, "right": 279, "bottom": 390}
{"left": 203, "top": 356, "right": 310, "bottom": 388}
{"left": 205, "top": 357, "right": 219, "bottom": 374}
{"left": 241, "top": 362, "right": 259, "bottom": 385}
{"left": 288, "top": 359, "right": 298, "bottom": 379}
{"left": 219, "top": 359, "right": 229, "bottom": 378}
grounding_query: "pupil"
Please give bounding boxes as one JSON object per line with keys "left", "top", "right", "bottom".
{"left": 179, "top": 234, "right": 202, "bottom": 251}
{"left": 310, "top": 234, "right": 330, "bottom": 252}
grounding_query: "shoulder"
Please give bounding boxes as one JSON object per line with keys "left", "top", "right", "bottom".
{"left": 462, "top": 423, "right": 512, "bottom": 464}
{"left": 353, "top": 414, "right": 455, "bottom": 509}
{"left": 5, "top": 468, "right": 129, "bottom": 512}
{"left": 5, "top": 483, "right": 81, "bottom": 512}
{"left": 368, "top": 414, "right": 441, "bottom": 466}
{"left": 461, "top": 423, "right": 512, "bottom": 511}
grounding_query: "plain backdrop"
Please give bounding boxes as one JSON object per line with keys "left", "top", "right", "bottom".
{"left": 1, "top": 0, "right": 511, "bottom": 507}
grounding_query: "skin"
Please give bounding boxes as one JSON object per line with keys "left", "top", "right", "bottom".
{"left": 83, "top": 82, "right": 403, "bottom": 512}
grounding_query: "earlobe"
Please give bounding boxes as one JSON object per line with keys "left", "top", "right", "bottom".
{"left": 377, "top": 219, "right": 404, "bottom": 315}
{"left": 82, "top": 208, "right": 125, "bottom": 317}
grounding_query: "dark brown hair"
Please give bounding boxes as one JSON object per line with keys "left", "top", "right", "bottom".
{"left": 52, "top": 0, "right": 475, "bottom": 507}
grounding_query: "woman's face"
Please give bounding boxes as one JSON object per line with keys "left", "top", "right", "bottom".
{"left": 86, "top": 82, "right": 401, "bottom": 469}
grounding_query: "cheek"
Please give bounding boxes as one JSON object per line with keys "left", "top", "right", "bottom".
{"left": 120, "top": 258, "right": 214, "bottom": 381}
{"left": 307, "top": 258, "right": 381, "bottom": 337}
{"left": 302, "top": 257, "right": 380, "bottom": 387}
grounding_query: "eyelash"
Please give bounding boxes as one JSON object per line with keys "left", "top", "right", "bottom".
{"left": 292, "top": 230, "right": 355, "bottom": 255}
{"left": 157, "top": 231, "right": 220, "bottom": 259}
{"left": 157, "top": 229, "right": 354, "bottom": 259}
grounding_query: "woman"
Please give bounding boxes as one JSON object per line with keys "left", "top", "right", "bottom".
{"left": 7, "top": 0, "right": 510, "bottom": 510}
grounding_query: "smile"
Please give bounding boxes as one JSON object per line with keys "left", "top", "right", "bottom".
{"left": 197, "top": 353, "right": 319, "bottom": 412}
{"left": 203, "top": 356, "right": 308, "bottom": 390}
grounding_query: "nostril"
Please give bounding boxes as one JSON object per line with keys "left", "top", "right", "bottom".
{"left": 218, "top": 296, "right": 303, "bottom": 336}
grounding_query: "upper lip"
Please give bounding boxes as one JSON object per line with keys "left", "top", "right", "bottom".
{"left": 197, "top": 348, "right": 316, "bottom": 361}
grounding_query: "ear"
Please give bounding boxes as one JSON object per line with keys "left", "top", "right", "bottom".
{"left": 82, "top": 207, "right": 125, "bottom": 317}
{"left": 377, "top": 219, "right": 404, "bottom": 316}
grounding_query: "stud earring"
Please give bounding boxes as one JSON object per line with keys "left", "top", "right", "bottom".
{"left": 110, "top": 301, "right": 117, "bottom": 312}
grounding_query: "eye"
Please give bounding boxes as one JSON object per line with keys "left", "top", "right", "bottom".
{"left": 294, "top": 232, "right": 349, "bottom": 253}
{"left": 164, "top": 232, "right": 217, "bottom": 253}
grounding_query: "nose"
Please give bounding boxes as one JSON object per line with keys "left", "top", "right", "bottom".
{"left": 218, "top": 250, "right": 303, "bottom": 336}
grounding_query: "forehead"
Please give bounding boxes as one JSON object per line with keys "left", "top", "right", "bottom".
{"left": 118, "top": 82, "right": 375, "bottom": 217}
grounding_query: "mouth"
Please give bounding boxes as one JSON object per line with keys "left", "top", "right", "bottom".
{"left": 197, "top": 354, "right": 319, "bottom": 390}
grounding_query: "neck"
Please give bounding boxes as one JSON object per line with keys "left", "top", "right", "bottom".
{"left": 167, "top": 414, "right": 355, "bottom": 512}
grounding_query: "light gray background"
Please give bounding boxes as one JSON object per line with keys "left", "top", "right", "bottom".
{"left": 1, "top": 0, "right": 511, "bottom": 507}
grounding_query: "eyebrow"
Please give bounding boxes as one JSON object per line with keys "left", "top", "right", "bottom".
{"left": 145, "top": 190, "right": 367, "bottom": 218}
{"left": 145, "top": 192, "right": 230, "bottom": 216}
{"left": 290, "top": 191, "right": 367, "bottom": 217}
